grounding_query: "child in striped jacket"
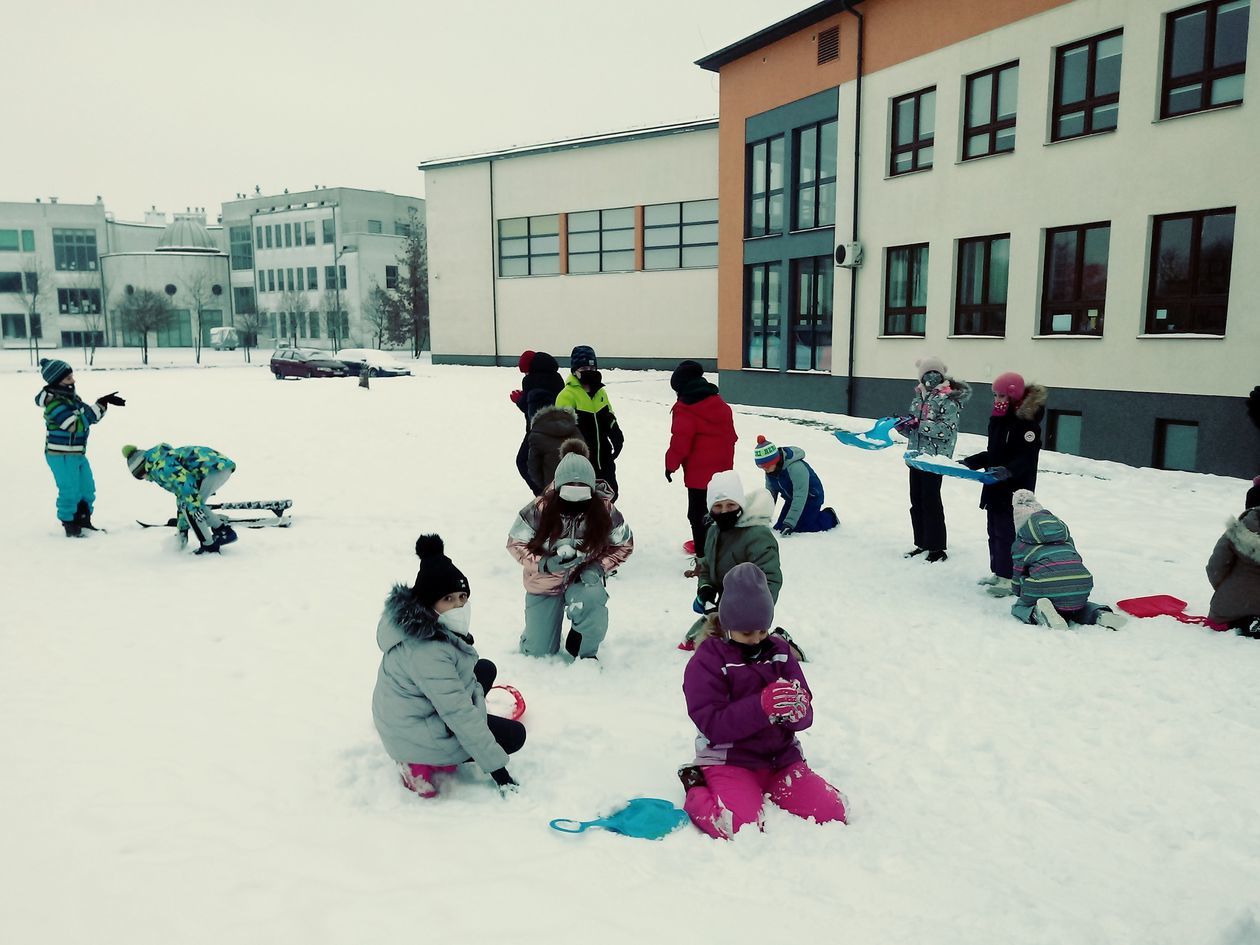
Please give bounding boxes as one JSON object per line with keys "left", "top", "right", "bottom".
{"left": 1009, "top": 490, "right": 1125, "bottom": 630}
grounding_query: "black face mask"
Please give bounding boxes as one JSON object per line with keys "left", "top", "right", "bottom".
{"left": 581, "top": 370, "right": 603, "bottom": 390}
{"left": 712, "top": 510, "right": 741, "bottom": 532}
{"left": 559, "top": 498, "right": 590, "bottom": 516}
{"left": 921, "top": 371, "right": 944, "bottom": 388}
{"left": 732, "top": 637, "right": 772, "bottom": 660}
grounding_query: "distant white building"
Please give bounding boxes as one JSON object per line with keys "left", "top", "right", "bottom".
{"left": 419, "top": 120, "right": 719, "bottom": 368}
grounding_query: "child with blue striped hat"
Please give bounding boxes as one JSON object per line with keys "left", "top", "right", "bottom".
{"left": 752, "top": 435, "right": 838, "bottom": 535}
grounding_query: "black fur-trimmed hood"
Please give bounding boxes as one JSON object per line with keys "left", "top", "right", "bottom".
{"left": 376, "top": 583, "right": 473, "bottom": 652}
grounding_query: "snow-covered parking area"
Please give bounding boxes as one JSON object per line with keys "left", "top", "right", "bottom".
{"left": 2, "top": 350, "right": 1257, "bottom": 945}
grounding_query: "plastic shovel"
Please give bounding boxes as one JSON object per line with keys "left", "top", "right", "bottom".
{"left": 833, "top": 416, "right": 900, "bottom": 450}
{"left": 1116, "top": 595, "right": 1228, "bottom": 631}
{"left": 549, "top": 798, "right": 690, "bottom": 841}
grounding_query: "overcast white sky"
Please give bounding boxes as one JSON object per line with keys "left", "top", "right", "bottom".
{"left": 3, "top": 0, "right": 810, "bottom": 222}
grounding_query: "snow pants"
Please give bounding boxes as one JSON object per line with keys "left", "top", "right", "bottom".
{"left": 986, "top": 502, "right": 1016, "bottom": 579}
{"left": 774, "top": 493, "right": 836, "bottom": 533}
{"left": 184, "top": 468, "right": 234, "bottom": 544}
{"left": 45, "top": 453, "right": 95, "bottom": 523}
{"left": 520, "top": 569, "right": 609, "bottom": 658}
{"left": 908, "top": 467, "right": 946, "bottom": 552}
{"left": 684, "top": 761, "right": 847, "bottom": 839}
{"left": 1012, "top": 599, "right": 1114, "bottom": 626}
{"left": 686, "top": 487, "right": 708, "bottom": 554}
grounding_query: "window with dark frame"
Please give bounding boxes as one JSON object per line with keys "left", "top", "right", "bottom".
{"left": 793, "top": 119, "right": 838, "bottom": 230}
{"left": 1053, "top": 30, "right": 1123, "bottom": 140}
{"left": 744, "top": 262, "right": 782, "bottom": 369}
{"left": 954, "top": 234, "right": 1010, "bottom": 336}
{"left": 884, "top": 244, "right": 929, "bottom": 336}
{"left": 1154, "top": 419, "right": 1199, "bottom": 471}
{"left": 643, "top": 199, "right": 718, "bottom": 270}
{"left": 264, "top": 226, "right": 273, "bottom": 249}
{"left": 1, "top": 313, "right": 27, "bottom": 338}
{"left": 385, "top": 265, "right": 399, "bottom": 289}
{"left": 57, "top": 288, "right": 102, "bottom": 314}
{"left": 305, "top": 221, "right": 316, "bottom": 245}
{"left": 284, "top": 223, "right": 293, "bottom": 247}
{"left": 368, "top": 220, "right": 383, "bottom": 234}
{"left": 1146, "top": 207, "right": 1235, "bottom": 334}
{"left": 1162, "top": 0, "right": 1250, "bottom": 118}
{"left": 229, "top": 226, "right": 254, "bottom": 270}
{"left": 498, "top": 215, "right": 560, "bottom": 276}
{"left": 746, "top": 135, "right": 785, "bottom": 237}
{"left": 52, "top": 229, "right": 98, "bottom": 271}
{"left": 567, "top": 208, "right": 635, "bottom": 274}
{"left": 322, "top": 217, "right": 335, "bottom": 244}
{"left": 1046, "top": 410, "right": 1084, "bottom": 455}
{"left": 307, "top": 266, "right": 318, "bottom": 290}
{"left": 297, "top": 268, "right": 305, "bottom": 291}
{"left": 1042, "top": 222, "right": 1110, "bottom": 335}
{"left": 890, "top": 87, "right": 936, "bottom": 175}
{"left": 790, "top": 256, "right": 834, "bottom": 371}
{"left": 0, "top": 228, "right": 36, "bottom": 252}
{"left": 963, "top": 61, "right": 1019, "bottom": 159}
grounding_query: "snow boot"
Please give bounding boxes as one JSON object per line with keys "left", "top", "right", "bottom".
{"left": 1237, "top": 618, "right": 1260, "bottom": 640}
{"left": 61, "top": 520, "right": 83, "bottom": 538}
{"left": 677, "top": 765, "right": 707, "bottom": 792}
{"left": 564, "top": 630, "right": 583, "bottom": 659}
{"left": 194, "top": 540, "right": 222, "bottom": 556}
{"left": 73, "top": 500, "right": 100, "bottom": 532}
{"left": 772, "top": 627, "right": 807, "bottom": 662}
{"left": 985, "top": 577, "right": 1014, "bottom": 597}
{"left": 213, "top": 524, "right": 238, "bottom": 546}
{"left": 399, "top": 762, "right": 457, "bottom": 798}
{"left": 926, "top": 550, "right": 948, "bottom": 563}
{"left": 977, "top": 573, "right": 1001, "bottom": 585}
{"left": 1095, "top": 610, "right": 1128, "bottom": 631}
{"left": 904, "top": 547, "right": 927, "bottom": 558}
{"left": 822, "top": 507, "right": 840, "bottom": 528}
{"left": 1034, "top": 598, "right": 1068, "bottom": 631}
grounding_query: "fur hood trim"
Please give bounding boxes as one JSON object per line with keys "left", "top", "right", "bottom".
{"left": 1226, "top": 510, "right": 1260, "bottom": 564}
{"left": 738, "top": 488, "right": 775, "bottom": 528}
{"left": 530, "top": 403, "right": 577, "bottom": 426}
{"left": 382, "top": 583, "right": 444, "bottom": 640}
{"left": 1016, "top": 384, "right": 1048, "bottom": 420}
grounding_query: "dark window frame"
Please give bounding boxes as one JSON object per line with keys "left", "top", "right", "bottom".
{"left": 1041, "top": 221, "right": 1111, "bottom": 335}
{"left": 643, "top": 199, "right": 719, "bottom": 270}
{"left": 385, "top": 265, "right": 399, "bottom": 290}
{"left": 497, "top": 215, "right": 561, "bottom": 277}
{"left": 566, "top": 208, "right": 635, "bottom": 274}
{"left": 57, "top": 287, "right": 103, "bottom": 314}
{"left": 1153, "top": 418, "right": 1199, "bottom": 471}
{"left": 963, "top": 61, "right": 1019, "bottom": 160}
{"left": 52, "top": 228, "right": 98, "bottom": 272}
{"left": 954, "top": 233, "right": 1010, "bottom": 337}
{"left": 1052, "top": 29, "right": 1124, "bottom": 141}
{"left": 1046, "top": 409, "right": 1084, "bottom": 455}
{"left": 792, "top": 119, "right": 838, "bottom": 230}
{"left": 1146, "top": 206, "right": 1235, "bottom": 335}
{"left": 743, "top": 261, "right": 782, "bottom": 370}
{"left": 883, "top": 243, "right": 930, "bottom": 336}
{"left": 789, "top": 255, "right": 834, "bottom": 371}
{"left": 746, "top": 135, "right": 786, "bottom": 238}
{"left": 1161, "top": 0, "right": 1250, "bottom": 118}
{"left": 890, "top": 86, "right": 936, "bottom": 175}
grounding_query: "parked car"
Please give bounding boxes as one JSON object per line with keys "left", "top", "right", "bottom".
{"left": 335, "top": 348, "right": 414, "bottom": 377}
{"left": 269, "top": 348, "right": 353, "bottom": 379}
{"left": 210, "top": 326, "right": 238, "bottom": 351}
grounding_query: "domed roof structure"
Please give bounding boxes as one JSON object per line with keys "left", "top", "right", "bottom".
{"left": 156, "top": 218, "right": 220, "bottom": 253}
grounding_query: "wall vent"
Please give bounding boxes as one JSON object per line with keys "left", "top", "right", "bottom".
{"left": 817, "top": 25, "right": 839, "bottom": 65}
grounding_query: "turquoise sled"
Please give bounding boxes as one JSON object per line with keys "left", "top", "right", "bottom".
{"left": 834, "top": 416, "right": 900, "bottom": 450}
{"left": 549, "top": 798, "right": 690, "bottom": 841}
{"left": 904, "top": 449, "right": 1000, "bottom": 484}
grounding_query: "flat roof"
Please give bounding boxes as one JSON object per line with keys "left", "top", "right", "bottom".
{"left": 696, "top": 0, "right": 858, "bottom": 72}
{"left": 418, "top": 118, "right": 719, "bottom": 171}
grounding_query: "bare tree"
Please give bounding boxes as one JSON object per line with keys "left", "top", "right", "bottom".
{"left": 14, "top": 256, "right": 52, "bottom": 365}
{"left": 115, "top": 289, "right": 174, "bottom": 365}
{"left": 234, "top": 292, "right": 266, "bottom": 364}
{"left": 321, "top": 289, "right": 348, "bottom": 349}
{"left": 82, "top": 302, "right": 108, "bottom": 366}
{"left": 382, "top": 215, "right": 429, "bottom": 355}
{"left": 181, "top": 271, "right": 224, "bottom": 365}
{"left": 274, "top": 288, "right": 308, "bottom": 347}
{"left": 361, "top": 283, "right": 390, "bottom": 349}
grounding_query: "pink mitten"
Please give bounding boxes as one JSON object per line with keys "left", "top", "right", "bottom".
{"left": 760, "top": 679, "right": 810, "bottom": 724}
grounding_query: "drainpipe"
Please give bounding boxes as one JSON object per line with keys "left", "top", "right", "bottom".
{"left": 842, "top": 0, "right": 864, "bottom": 416}
{"left": 488, "top": 160, "right": 501, "bottom": 366}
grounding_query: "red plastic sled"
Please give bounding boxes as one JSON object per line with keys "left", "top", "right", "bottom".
{"left": 486, "top": 684, "right": 527, "bottom": 720}
{"left": 1116, "top": 595, "right": 1228, "bottom": 632}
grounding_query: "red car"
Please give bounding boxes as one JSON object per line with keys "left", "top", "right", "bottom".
{"left": 269, "top": 348, "right": 352, "bottom": 380}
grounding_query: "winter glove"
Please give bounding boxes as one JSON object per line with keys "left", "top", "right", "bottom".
{"left": 893, "top": 415, "right": 919, "bottom": 434}
{"left": 760, "top": 679, "right": 810, "bottom": 724}
{"left": 697, "top": 584, "right": 718, "bottom": 605}
{"left": 540, "top": 548, "right": 581, "bottom": 573}
{"left": 692, "top": 595, "right": 709, "bottom": 615}
{"left": 554, "top": 542, "right": 578, "bottom": 562}
{"left": 959, "top": 455, "right": 984, "bottom": 470}
{"left": 509, "top": 389, "right": 523, "bottom": 404}
{"left": 987, "top": 466, "right": 1012, "bottom": 482}
{"left": 578, "top": 562, "right": 605, "bottom": 585}
{"left": 665, "top": 468, "right": 673, "bottom": 483}
{"left": 96, "top": 392, "right": 126, "bottom": 407}
{"left": 490, "top": 767, "right": 519, "bottom": 796}
{"left": 778, "top": 523, "right": 795, "bottom": 537}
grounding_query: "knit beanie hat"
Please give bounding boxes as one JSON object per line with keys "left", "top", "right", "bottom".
{"left": 528, "top": 351, "right": 559, "bottom": 375}
{"left": 1246, "top": 476, "right": 1260, "bottom": 511}
{"left": 718, "top": 563, "right": 775, "bottom": 633}
{"left": 753, "top": 435, "right": 780, "bottom": 469}
{"left": 121, "top": 444, "right": 148, "bottom": 479}
{"left": 915, "top": 355, "right": 947, "bottom": 381}
{"left": 517, "top": 350, "right": 536, "bottom": 373}
{"left": 570, "top": 345, "right": 598, "bottom": 372}
{"left": 553, "top": 451, "right": 597, "bottom": 490}
{"left": 1011, "top": 489, "right": 1044, "bottom": 531}
{"left": 40, "top": 358, "right": 73, "bottom": 385}
{"left": 706, "top": 469, "right": 744, "bottom": 511}
{"left": 670, "top": 359, "right": 705, "bottom": 393}
{"left": 993, "top": 371, "right": 1026, "bottom": 401}
{"left": 412, "top": 534, "right": 470, "bottom": 609}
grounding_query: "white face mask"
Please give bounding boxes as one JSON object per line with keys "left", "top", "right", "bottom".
{"left": 437, "top": 601, "right": 472, "bottom": 635}
{"left": 558, "top": 485, "right": 592, "bottom": 502}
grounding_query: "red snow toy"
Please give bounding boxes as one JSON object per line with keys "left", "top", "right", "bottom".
{"left": 1116, "top": 595, "right": 1228, "bottom": 632}
{"left": 486, "top": 684, "right": 527, "bottom": 720}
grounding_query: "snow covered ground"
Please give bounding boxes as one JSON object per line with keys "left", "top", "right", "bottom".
{"left": 2, "top": 348, "right": 1258, "bottom": 945}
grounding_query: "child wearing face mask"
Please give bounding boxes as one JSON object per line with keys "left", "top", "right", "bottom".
{"left": 372, "top": 534, "right": 526, "bottom": 798}
{"left": 678, "top": 469, "right": 782, "bottom": 650}
{"left": 555, "top": 345, "right": 624, "bottom": 500}
{"left": 679, "top": 562, "right": 848, "bottom": 839}
{"left": 506, "top": 451, "right": 634, "bottom": 660}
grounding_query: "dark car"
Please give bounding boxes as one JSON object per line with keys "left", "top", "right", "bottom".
{"left": 270, "top": 348, "right": 353, "bottom": 380}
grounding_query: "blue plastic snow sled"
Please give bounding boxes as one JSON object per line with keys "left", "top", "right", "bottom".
{"left": 904, "top": 449, "right": 1000, "bottom": 484}
{"left": 833, "top": 416, "right": 900, "bottom": 450}
{"left": 549, "top": 798, "right": 690, "bottom": 841}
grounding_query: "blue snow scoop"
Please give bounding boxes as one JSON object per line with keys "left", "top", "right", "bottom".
{"left": 904, "top": 449, "right": 1000, "bottom": 484}
{"left": 833, "top": 416, "right": 900, "bottom": 450}
{"left": 549, "top": 798, "right": 690, "bottom": 841}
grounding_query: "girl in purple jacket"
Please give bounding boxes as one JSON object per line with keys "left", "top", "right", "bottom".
{"left": 680, "top": 562, "right": 847, "bottom": 839}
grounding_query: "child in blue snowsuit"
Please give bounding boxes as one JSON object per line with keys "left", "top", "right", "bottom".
{"left": 751, "top": 436, "right": 838, "bottom": 535}
{"left": 123, "top": 443, "right": 238, "bottom": 554}
{"left": 34, "top": 358, "right": 125, "bottom": 536}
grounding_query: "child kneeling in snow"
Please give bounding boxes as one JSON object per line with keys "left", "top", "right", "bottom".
{"left": 752, "top": 435, "right": 838, "bottom": 535}
{"left": 372, "top": 535, "right": 525, "bottom": 797}
{"left": 680, "top": 563, "right": 847, "bottom": 839}
{"left": 1008, "top": 490, "right": 1126, "bottom": 630}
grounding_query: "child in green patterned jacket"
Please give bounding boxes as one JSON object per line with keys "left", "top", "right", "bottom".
{"left": 123, "top": 443, "right": 238, "bottom": 554}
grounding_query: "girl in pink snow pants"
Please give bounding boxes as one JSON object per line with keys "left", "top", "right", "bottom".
{"left": 680, "top": 562, "right": 847, "bottom": 839}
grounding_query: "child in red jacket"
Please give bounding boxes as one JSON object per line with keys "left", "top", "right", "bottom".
{"left": 664, "top": 360, "right": 737, "bottom": 555}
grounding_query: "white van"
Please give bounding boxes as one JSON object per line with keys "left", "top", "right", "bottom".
{"left": 210, "top": 326, "right": 239, "bottom": 351}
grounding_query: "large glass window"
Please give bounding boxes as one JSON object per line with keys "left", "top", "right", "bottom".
{"left": 283, "top": 223, "right": 293, "bottom": 247}
{"left": 890, "top": 87, "right": 936, "bottom": 175}
{"left": 52, "top": 229, "right": 98, "bottom": 271}
{"left": 884, "top": 244, "right": 929, "bottom": 336}
{"left": 232, "top": 286, "right": 255, "bottom": 315}
{"left": 57, "top": 288, "right": 102, "bottom": 314}
{"left": 267, "top": 270, "right": 275, "bottom": 292}
{"left": 61, "top": 330, "right": 105, "bottom": 348}
{"left": 304, "top": 221, "right": 316, "bottom": 245}
{"left": 307, "top": 266, "right": 318, "bottom": 290}
{"left": 2, "top": 313, "right": 27, "bottom": 338}
{"left": 746, "top": 135, "right": 785, "bottom": 237}
{"left": 264, "top": 225, "right": 273, "bottom": 249}
{"left": 1147, "top": 207, "right": 1235, "bottom": 334}
{"left": 296, "top": 267, "right": 305, "bottom": 290}
{"left": 963, "top": 62, "right": 1019, "bottom": 159}
{"left": 229, "top": 225, "right": 253, "bottom": 270}
{"left": 498, "top": 215, "right": 560, "bottom": 276}
{"left": 0, "top": 229, "right": 35, "bottom": 252}
{"left": 1053, "top": 31, "right": 1123, "bottom": 140}
{"left": 744, "top": 263, "right": 782, "bottom": 369}
{"left": 1042, "top": 222, "right": 1110, "bottom": 335}
{"left": 567, "top": 208, "right": 635, "bottom": 273}
{"left": 643, "top": 199, "right": 718, "bottom": 270}
{"left": 793, "top": 119, "right": 838, "bottom": 230}
{"left": 1162, "top": 0, "right": 1250, "bottom": 117}
{"left": 385, "top": 265, "right": 399, "bottom": 289}
{"left": 790, "top": 256, "right": 833, "bottom": 371}
{"left": 156, "top": 309, "right": 193, "bottom": 347}
{"left": 0, "top": 271, "right": 22, "bottom": 293}
{"left": 257, "top": 270, "right": 265, "bottom": 292}
{"left": 322, "top": 217, "right": 335, "bottom": 244}
{"left": 955, "top": 234, "right": 1010, "bottom": 336}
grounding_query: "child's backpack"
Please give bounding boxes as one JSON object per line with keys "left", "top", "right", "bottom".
{"left": 549, "top": 798, "right": 689, "bottom": 841}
